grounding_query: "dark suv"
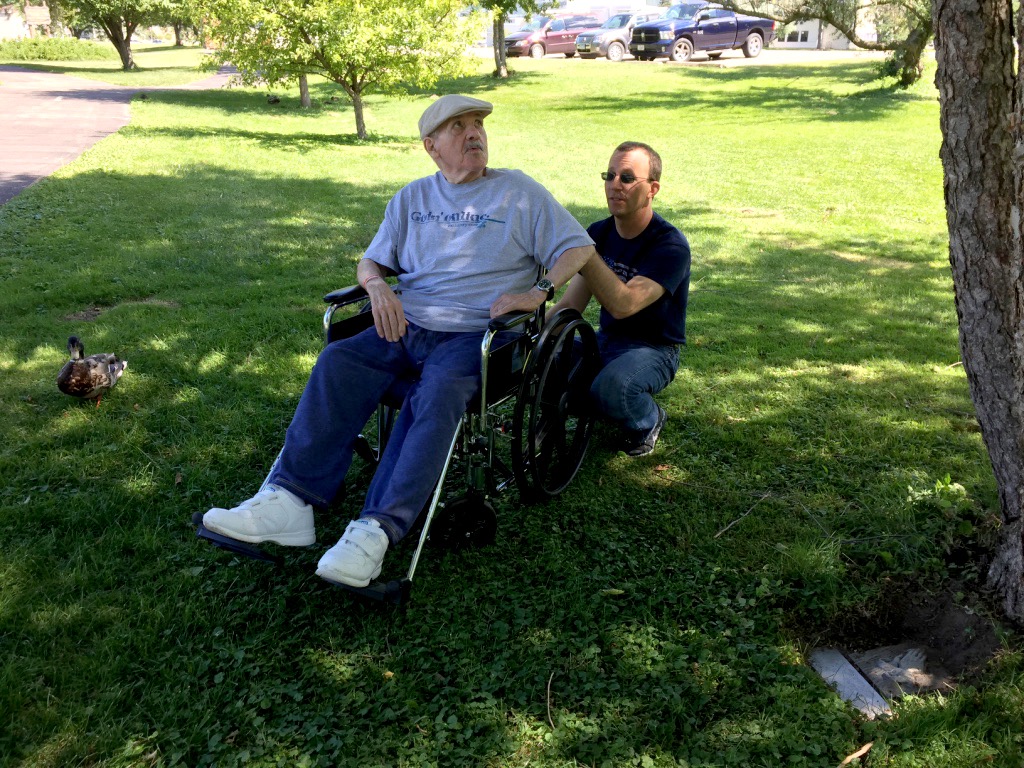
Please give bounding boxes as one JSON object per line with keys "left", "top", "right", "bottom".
{"left": 505, "top": 15, "right": 601, "bottom": 58}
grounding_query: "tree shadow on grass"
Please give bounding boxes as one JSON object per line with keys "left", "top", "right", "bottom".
{"left": 556, "top": 76, "right": 924, "bottom": 125}
{"left": 407, "top": 69, "right": 553, "bottom": 97}
{"left": 0, "top": 159, "right": 1007, "bottom": 766}
{"left": 127, "top": 123, "right": 414, "bottom": 150}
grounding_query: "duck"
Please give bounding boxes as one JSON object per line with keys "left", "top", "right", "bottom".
{"left": 57, "top": 336, "right": 128, "bottom": 407}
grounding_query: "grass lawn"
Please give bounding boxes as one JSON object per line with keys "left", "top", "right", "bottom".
{"left": 0, "top": 43, "right": 212, "bottom": 86}
{"left": 1, "top": 52, "right": 1020, "bottom": 767}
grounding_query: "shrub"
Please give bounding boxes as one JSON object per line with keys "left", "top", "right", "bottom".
{"left": 0, "top": 37, "right": 117, "bottom": 61}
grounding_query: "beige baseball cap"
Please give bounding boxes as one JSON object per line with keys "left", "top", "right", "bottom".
{"left": 419, "top": 95, "right": 493, "bottom": 140}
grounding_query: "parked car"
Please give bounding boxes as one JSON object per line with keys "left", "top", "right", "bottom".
{"left": 505, "top": 15, "right": 601, "bottom": 58}
{"left": 575, "top": 11, "right": 661, "bottom": 61}
{"left": 630, "top": 2, "right": 776, "bottom": 62}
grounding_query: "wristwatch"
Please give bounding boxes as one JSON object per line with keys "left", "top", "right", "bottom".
{"left": 534, "top": 278, "right": 555, "bottom": 301}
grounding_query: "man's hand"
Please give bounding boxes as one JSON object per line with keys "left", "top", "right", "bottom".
{"left": 490, "top": 289, "right": 546, "bottom": 318}
{"left": 367, "top": 279, "right": 408, "bottom": 341}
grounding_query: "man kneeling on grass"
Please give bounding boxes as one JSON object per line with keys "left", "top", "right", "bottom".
{"left": 551, "top": 141, "right": 690, "bottom": 457}
{"left": 201, "top": 95, "right": 596, "bottom": 588}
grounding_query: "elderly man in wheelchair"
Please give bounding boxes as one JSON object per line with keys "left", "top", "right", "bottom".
{"left": 195, "top": 95, "right": 598, "bottom": 602}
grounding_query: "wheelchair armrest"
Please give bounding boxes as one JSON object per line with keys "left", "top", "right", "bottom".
{"left": 323, "top": 285, "right": 368, "bottom": 306}
{"left": 488, "top": 310, "right": 537, "bottom": 332}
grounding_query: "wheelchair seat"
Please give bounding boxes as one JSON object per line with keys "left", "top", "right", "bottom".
{"left": 195, "top": 282, "right": 599, "bottom": 604}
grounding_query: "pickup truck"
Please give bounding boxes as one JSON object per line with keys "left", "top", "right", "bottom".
{"left": 630, "top": 2, "right": 776, "bottom": 63}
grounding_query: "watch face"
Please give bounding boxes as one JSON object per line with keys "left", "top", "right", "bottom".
{"left": 536, "top": 278, "right": 555, "bottom": 301}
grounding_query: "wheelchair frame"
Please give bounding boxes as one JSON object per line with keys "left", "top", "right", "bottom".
{"left": 195, "top": 284, "right": 599, "bottom": 605}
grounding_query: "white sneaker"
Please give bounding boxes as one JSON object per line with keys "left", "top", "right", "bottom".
{"left": 202, "top": 485, "right": 315, "bottom": 546}
{"left": 316, "top": 518, "right": 389, "bottom": 587}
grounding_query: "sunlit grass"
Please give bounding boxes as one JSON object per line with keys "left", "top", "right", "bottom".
{"left": 0, "top": 53, "right": 1013, "bottom": 767}
{"left": 0, "top": 43, "right": 211, "bottom": 86}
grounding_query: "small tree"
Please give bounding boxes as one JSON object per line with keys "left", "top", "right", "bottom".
{"left": 721, "top": 0, "right": 932, "bottom": 86}
{"left": 47, "top": 0, "right": 90, "bottom": 37}
{"left": 201, "top": 0, "right": 483, "bottom": 139}
{"left": 149, "top": 0, "right": 202, "bottom": 46}
{"left": 60, "top": 0, "right": 175, "bottom": 69}
{"left": 477, "top": 0, "right": 553, "bottom": 78}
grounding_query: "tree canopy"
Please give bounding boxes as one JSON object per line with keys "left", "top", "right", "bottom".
{"left": 57, "top": 0, "right": 181, "bottom": 68}
{"left": 199, "top": 0, "right": 484, "bottom": 138}
{"left": 722, "top": 0, "right": 932, "bottom": 86}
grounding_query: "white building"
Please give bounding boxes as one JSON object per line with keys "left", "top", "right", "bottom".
{"left": 770, "top": 9, "right": 879, "bottom": 49}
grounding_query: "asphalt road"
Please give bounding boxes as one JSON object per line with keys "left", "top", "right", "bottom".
{"left": 0, "top": 64, "right": 233, "bottom": 206}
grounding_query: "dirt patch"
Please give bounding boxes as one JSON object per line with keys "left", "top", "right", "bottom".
{"left": 896, "top": 589, "right": 1004, "bottom": 683}
{"left": 61, "top": 298, "right": 180, "bottom": 323}
{"left": 832, "top": 251, "right": 915, "bottom": 270}
{"left": 827, "top": 585, "right": 1005, "bottom": 687}
{"left": 63, "top": 306, "right": 103, "bottom": 322}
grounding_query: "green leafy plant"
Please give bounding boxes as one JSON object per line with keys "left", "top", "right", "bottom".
{"left": 0, "top": 37, "right": 118, "bottom": 60}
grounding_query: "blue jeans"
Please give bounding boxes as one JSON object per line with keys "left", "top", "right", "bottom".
{"left": 270, "top": 323, "right": 483, "bottom": 544}
{"left": 590, "top": 333, "right": 680, "bottom": 435}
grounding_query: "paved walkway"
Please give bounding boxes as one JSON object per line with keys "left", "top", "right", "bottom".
{"left": 0, "top": 64, "right": 235, "bottom": 205}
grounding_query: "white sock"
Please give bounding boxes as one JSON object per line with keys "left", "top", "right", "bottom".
{"left": 266, "top": 484, "right": 308, "bottom": 508}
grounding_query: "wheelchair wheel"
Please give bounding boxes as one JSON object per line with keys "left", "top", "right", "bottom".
{"left": 428, "top": 493, "right": 498, "bottom": 551}
{"left": 512, "top": 309, "right": 599, "bottom": 500}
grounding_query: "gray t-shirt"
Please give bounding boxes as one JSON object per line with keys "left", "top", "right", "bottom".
{"left": 362, "top": 168, "right": 593, "bottom": 332}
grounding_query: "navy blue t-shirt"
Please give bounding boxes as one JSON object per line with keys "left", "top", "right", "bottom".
{"left": 587, "top": 211, "right": 690, "bottom": 345}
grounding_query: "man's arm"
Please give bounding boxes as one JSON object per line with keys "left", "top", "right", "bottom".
{"left": 579, "top": 256, "right": 665, "bottom": 321}
{"left": 489, "top": 245, "right": 596, "bottom": 317}
{"left": 549, "top": 273, "right": 594, "bottom": 316}
{"left": 357, "top": 258, "right": 408, "bottom": 342}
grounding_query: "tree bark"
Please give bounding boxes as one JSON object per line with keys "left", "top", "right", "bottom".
{"left": 933, "top": 0, "right": 1024, "bottom": 619}
{"left": 352, "top": 89, "right": 367, "bottom": 139}
{"left": 492, "top": 14, "right": 508, "bottom": 78}
{"left": 99, "top": 17, "right": 137, "bottom": 70}
{"left": 299, "top": 73, "right": 311, "bottom": 108}
{"left": 892, "top": 20, "right": 931, "bottom": 86}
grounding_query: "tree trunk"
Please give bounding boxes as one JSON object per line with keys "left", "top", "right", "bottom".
{"left": 174, "top": 22, "right": 184, "bottom": 46}
{"left": 492, "top": 14, "right": 508, "bottom": 78}
{"left": 893, "top": 20, "right": 931, "bottom": 86}
{"left": 352, "top": 89, "right": 367, "bottom": 139}
{"left": 299, "top": 73, "right": 311, "bottom": 108}
{"left": 933, "top": 0, "right": 1024, "bottom": 620}
{"left": 100, "top": 18, "right": 137, "bottom": 70}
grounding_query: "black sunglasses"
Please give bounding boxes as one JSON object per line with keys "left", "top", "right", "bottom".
{"left": 601, "top": 171, "right": 649, "bottom": 184}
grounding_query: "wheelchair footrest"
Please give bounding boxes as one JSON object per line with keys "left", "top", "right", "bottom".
{"left": 320, "top": 575, "right": 412, "bottom": 605}
{"left": 191, "top": 511, "right": 283, "bottom": 564}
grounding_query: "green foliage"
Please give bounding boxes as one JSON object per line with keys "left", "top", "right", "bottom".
{"left": 199, "top": 0, "right": 484, "bottom": 137}
{"left": 0, "top": 54, "right": 1016, "bottom": 767}
{"left": 59, "top": 0, "right": 184, "bottom": 68}
{"left": 724, "top": 0, "right": 932, "bottom": 86}
{"left": 0, "top": 36, "right": 117, "bottom": 60}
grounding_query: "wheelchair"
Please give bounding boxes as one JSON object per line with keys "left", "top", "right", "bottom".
{"left": 194, "top": 282, "right": 599, "bottom": 604}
